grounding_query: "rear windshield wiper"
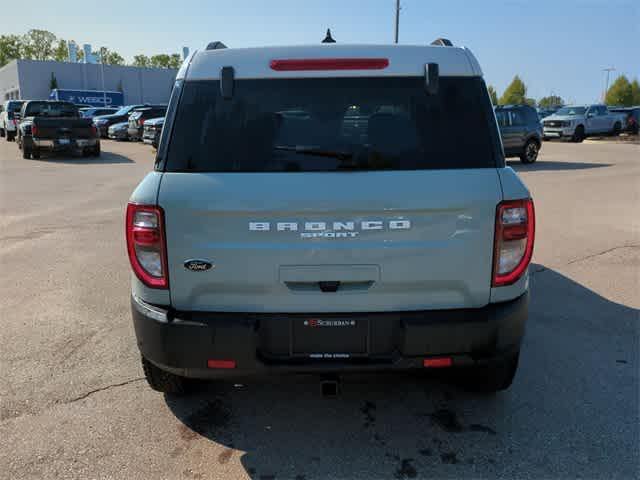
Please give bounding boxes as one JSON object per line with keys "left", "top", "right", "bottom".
{"left": 274, "top": 145, "right": 353, "bottom": 160}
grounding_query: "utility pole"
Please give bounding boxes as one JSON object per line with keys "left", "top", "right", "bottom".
{"left": 602, "top": 67, "right": 615, "bottom": 102}
{"left": 394, "top": 0, "right": 400, "bottom": 43}
{"left": 100, "top": 47, "right": 107, "bottom": 107}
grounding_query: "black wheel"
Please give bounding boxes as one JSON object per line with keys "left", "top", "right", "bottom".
{"left": 141, "top": 356, "right": 188, "bottom": 394}
{"left": 520, "top": 140, "right": 539, "bottom": 164}
{"left": 0, "top": 128, "right": 5, "bottom": 137}
{"left": 91, "top": 143, "right": 101, "bottom": 157}
{"left": 611, "top": 122, "right": 621, "bottom": 137}
{"left": 22, "top": 146, "right": 31, "bottom": 159}
{"left": 31, "top": 148, "right": 40, "bottom": 159}
{"left": 7, "top": 131, "right": 15, "bottom": 142}
{"left": 457, "top": 352, "right": 520, "bottom": 393}
{"left": 572, "top": 125, "right": 585, "bottom": 143}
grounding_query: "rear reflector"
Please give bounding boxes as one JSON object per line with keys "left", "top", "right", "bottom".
{"left": 423, "top": 357, "right": 453, "bottom": 368}
{"left": 207, "top": 359, "right": 236, "bottom": 369}
{"left": 270, "top": 58, "right": 389, "bottom": 71}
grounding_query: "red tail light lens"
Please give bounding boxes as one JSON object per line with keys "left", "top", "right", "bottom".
{"left": 492, "top": 199, "right": 535, "bottom": 287}
{"left": 270, "top": 58, "right": 389, "bottom": 71}
{"left": 126, "top": 203, "right": 168, "bottom": 288}
{"left": 139, "top": 118, "right": 145, "bottom": 126}
{"left": 90, "top": 124, "right": 97, "bottom": 137}
{"left": 31, "top": 125, "right": 38, "bottom": 136}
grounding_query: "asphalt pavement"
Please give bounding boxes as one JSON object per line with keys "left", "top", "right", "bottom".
{"left": 0, "top": 138, "right": 638, "bottom": 479}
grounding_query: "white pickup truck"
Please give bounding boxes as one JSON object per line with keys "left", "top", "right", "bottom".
{"left": 542, "top": 104, "right": 626, "bottom": 142}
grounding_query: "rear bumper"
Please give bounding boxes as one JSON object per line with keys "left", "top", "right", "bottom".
{"left": 132, "top": 293, "right": 528, "bottom": 378}
{"left": 27, "top": 137, "right": 98, "bottom": 150}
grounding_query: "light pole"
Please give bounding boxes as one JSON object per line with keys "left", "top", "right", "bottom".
{"left": 602, "top": 67, "right": 615, "bottom": 102}
{"left": 394, "top": 0, "right": 400, "bottom": 43}
{"left": 100, "top": 48, "right": 107, "bottom": 107}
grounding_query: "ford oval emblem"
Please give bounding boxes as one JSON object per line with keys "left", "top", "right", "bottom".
{"left": 184, "top": 259, "right": 213, "bottom": 272}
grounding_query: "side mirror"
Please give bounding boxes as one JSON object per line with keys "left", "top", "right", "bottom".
{"left": 424, "top": 63, "right": 439, "bottom": 95}
{"left": 587, "top": 112, "right": 595, "bottom": 118}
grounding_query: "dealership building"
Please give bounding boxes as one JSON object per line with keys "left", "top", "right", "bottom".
{"left": 0, "top": 59, "right": 178, "bottom": 105}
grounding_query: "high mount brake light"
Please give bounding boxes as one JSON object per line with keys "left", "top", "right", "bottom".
{"left": 126, "top": 203, "right": 168, "bottom": 288}
{"left": 269, "top": 58, "right": 389, "bottom": 71}
{"left": 492, "top": 199, "right": 535, "bottom": 287}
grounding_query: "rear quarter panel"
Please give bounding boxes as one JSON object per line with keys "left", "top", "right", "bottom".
{"left": 491, "top": 167, "right": 532, "bottom": 303}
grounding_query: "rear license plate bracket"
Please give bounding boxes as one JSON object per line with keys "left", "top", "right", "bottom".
{"left": 290, "top": 317, "right": 370, "bottom": 357}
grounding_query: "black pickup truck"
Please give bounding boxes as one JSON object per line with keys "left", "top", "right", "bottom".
{"left": 17, "top": 101, "right": 100, "bottom": 159}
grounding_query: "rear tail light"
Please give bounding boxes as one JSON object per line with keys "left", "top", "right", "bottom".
{"left": 31, "top": 125, "right": 38, "bottom": 136}
{"left": 90, "top": 124, "right": 97, "bottom": 137}
{"left": 139, "top": 118, "right": 145, "bottom": 126}
{"left": 126, "top": 203, "right": 168, "bottom": 288}
{"left": 270, "top": 58, "right": 389, "bottom": 71}
{"left": 492, "top": 199, "right": 535, "bottom": 286}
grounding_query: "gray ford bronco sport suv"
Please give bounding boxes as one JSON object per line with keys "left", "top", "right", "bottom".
{"left": 127, "top": 40, "right": 535, "bottom": 395}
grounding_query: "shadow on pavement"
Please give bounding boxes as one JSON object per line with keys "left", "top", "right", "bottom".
{"left": 165, "top": 265, "right": 638, "bottom": 479}
{"left": 507, "top": 160, "right": 611, "bottom": 172}
{"left": 28, "top": 151, "right": 134, "bottom": 165}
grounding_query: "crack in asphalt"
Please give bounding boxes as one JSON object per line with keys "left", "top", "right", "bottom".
{"left": 566, "top": 244, "right": 639, "bottom": 265}
{"left": 66, "top": 377, "right": 145, "bottom": 404}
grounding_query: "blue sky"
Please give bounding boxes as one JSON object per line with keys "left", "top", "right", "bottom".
{"left": 5, "top": 0, "right": 639, "bottom": 103}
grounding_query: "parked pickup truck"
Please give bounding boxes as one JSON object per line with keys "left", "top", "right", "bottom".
{"left": 17, "top": 101, "right": 100, "bottom": 159}
{"left": 542, "top": 104, "right": 626, "bottom": 142}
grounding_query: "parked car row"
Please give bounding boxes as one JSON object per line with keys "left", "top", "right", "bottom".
{"left": 92, "top": 104, "right": 166, "bottom": 147}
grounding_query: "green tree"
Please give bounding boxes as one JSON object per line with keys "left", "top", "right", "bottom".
{"left": 53, "top": 39, "right": 68, "bottom": 62}
{"left": 605, "top": 75, "right": 633, "bottom": 106}
{"left": 538, "top": 95, "right": 564, "bottom": 108}
{"left": 132, "top": 54, "right": 151, "bottom": 67}
{"left": 0, "top": 34, "right": 24, "bottom": 67}
{"left": 499, "top": 75, "right": 528, "bottom": 105}
{"left": 49, "top": 72, "right": 58, "bottom": 90}
{"left": 628, "top": 79, "right": 640, "bottom": 105}
{"left": 150, "top": 54, "right": 171, "bottom": 68}
{"left": 487, "top": 85, "right": 498, "bottom": 105}
{"left": 21, "top": 29, "right": 57, "bottom": 60}
{"left": 168, "top": 53, "right": 182, "bottom": 69}
{"left": 98, "top": 47, "right": 125, "bottom": 66}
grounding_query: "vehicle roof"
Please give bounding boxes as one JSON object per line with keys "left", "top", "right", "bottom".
{"left": 495, "top": 104, "right": 535, "bottom": 110}
{"left": 180, "top": 44, "right": 482, "bottom": 81}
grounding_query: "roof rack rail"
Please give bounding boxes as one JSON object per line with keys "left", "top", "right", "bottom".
{"left": 430, "top": 38, "right": 453, "bottom": 47}
{"left": 206, "top": 41, "right": 228, "bottom": 50}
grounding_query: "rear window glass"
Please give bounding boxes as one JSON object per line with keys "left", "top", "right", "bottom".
{"left": 8, "top": 101, "right": 24, "bottom": 112}
{"left": 25, "top": 102, "right": 77, "bottom": 117}
{"left": 164, "top": 77, "right": 500, "bottom": 172}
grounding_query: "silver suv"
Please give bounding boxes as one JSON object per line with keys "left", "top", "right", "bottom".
{"left": 127, "top": 41, "right": 535, "bottom": 395}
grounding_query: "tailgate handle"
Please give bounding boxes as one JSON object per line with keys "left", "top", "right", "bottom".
{"left": 318, "top": 281, "right": 340, "bottom": 293}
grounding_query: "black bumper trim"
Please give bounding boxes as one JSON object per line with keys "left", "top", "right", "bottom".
{"left": 132, "top": 293, "right": 528, "bottom": 378}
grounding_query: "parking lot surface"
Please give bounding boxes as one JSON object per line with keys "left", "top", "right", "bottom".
{"left": 1, "top": 139, "right": 638, "bottom": 479}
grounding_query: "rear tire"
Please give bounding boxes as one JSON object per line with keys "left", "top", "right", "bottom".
{"left": 0, "top": 128, "right": 5, "bottom": 137}
{"left": 572, "top": 125, "right": 585, "bottom": 143}
{"left": 457, "top": 352, "right": 520, "bottom": 393}
{"left": 22, "top": 146, "right": 31, "bottom": 159}
{"left": 141, "top": 356, "right": 188, "bottom": 394}
{"left": 519, "top": 139, "right": 539, "bottom": 164}
{"left": 91, "top": 143, "right": 101, "bottom": 157}
{"left": 611, "top": 122, "right": 621, "bottom": 137}
{"left": 31, "top": 148, "right": 40, "bottom": 159}
{"left": 7, "top": 131, "right": 15, "bottom": 142}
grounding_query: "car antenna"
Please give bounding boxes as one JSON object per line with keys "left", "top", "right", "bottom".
{"left": 322, "top": 29, "right": 336, "bottom": 43}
